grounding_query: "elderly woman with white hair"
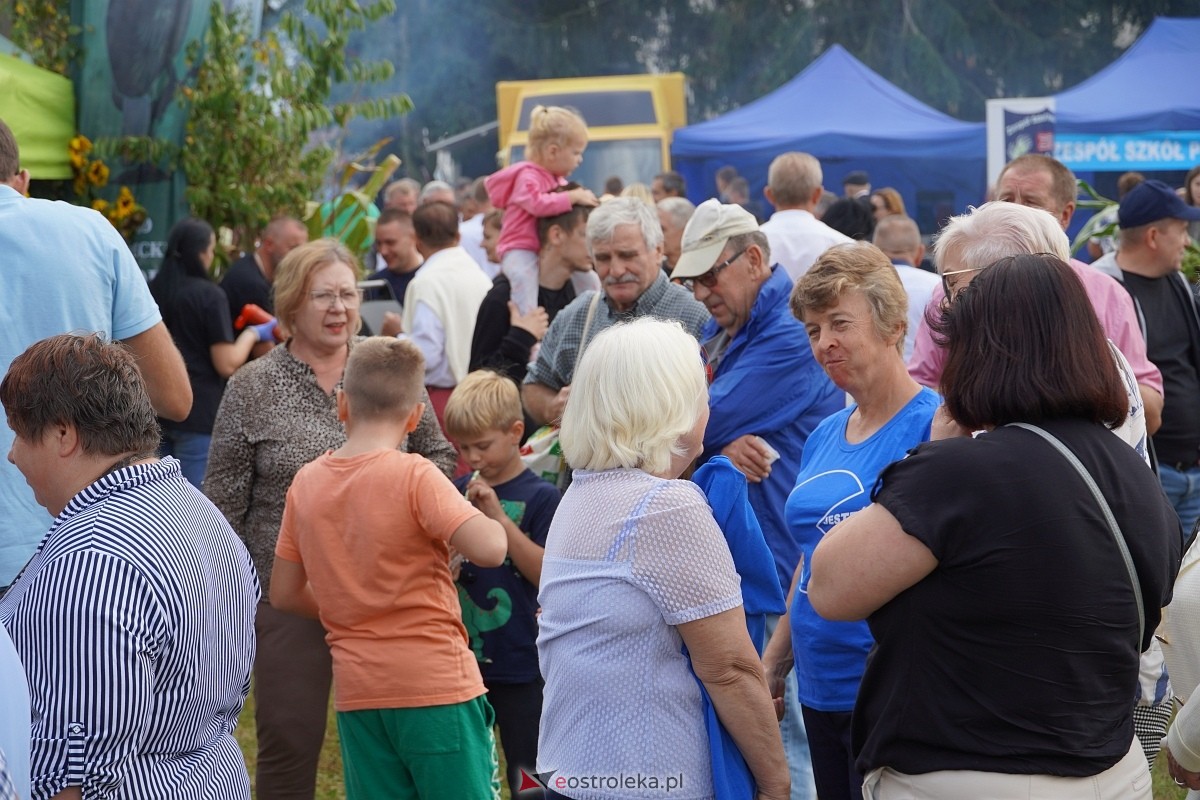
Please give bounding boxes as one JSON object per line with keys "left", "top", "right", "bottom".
{"left": 536, "top": 317, "right": 789, "bottom": 800}
{"left": 907, "top": 200, "right": 1162, "bottom": 438}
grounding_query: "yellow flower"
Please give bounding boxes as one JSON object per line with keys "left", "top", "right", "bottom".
{"left": 68, "top": 135, "right": 92, "bottom": 156}
{"left": 87, "top": 159, "right": 110, "bottom": 188}
{"left": 91, "top": 199, "right": 109, "bottom": 214}
{"left": 72, "top": 175, "right": 87, "bottom": 196}
{"left": 69, "top": 151, "right": 86, "bottom": 171}
{"left": 116, "top": 186, "right": 135, "bottom": 214}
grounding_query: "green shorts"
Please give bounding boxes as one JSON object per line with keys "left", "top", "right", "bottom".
{"left": 336, "top": 695, "right": 501, "bottom": 800}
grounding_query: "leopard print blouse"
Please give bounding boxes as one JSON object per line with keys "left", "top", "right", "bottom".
{"left": 203, "top": 338, "right": 457, "bottom": 594}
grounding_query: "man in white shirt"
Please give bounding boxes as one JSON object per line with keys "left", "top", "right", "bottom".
{"left": 400, "top": 201, "right": 492, "bottom": 398}
{"left": 459, "top": 177, "right": 497, "bottom": 278}
{"left": 759, "top": 152, "right": 851, "bottom": 282}
{"left": 872, "top": 215, "right": 939, "bottom": 362}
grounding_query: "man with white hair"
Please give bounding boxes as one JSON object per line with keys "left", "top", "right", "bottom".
{"left": 657, "top": 196, "right": 696, "bottom": 272}
{"left": 383, "top": 177, "right": 420, "bottom": 213}
{"left": 760, "top": 152, "right": 851, "bottom": 281}
{"left": 419, "top": 180, "right": 456, "bottom": 207}
{"left": 522, "top": 198, "right": 709, "bottom": 427}
{"left": 909, "top": 157, "right": 1162, "bottom": 436}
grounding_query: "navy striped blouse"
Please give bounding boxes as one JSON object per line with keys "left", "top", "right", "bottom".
{"left": 0, "top": 458, "right": 260, "bottom": 799}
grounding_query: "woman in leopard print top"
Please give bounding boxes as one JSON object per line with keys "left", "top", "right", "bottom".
{"left": 204, "top": 239, "right": 456, "bottom": 799}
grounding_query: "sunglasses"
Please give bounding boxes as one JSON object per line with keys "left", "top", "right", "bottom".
{"left": 684, "top": 247, "right": 747, "bottom": 290}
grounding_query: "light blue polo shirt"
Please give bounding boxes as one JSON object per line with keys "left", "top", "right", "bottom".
{"left": 0, "top": 185, "right": 160, "bottom": 584}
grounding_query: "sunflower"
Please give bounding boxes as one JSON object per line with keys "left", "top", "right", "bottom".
{"left": 87, "top": 159, "right": 110, "bottom": 188}
{"left": 91, "top": 199, "right": 109, "bottom": 214}
{"left": 116, "top": 186, "right": 135, "bottom": 215}
{"left": 68, "top": 135, "right": 92, "bottom": 156}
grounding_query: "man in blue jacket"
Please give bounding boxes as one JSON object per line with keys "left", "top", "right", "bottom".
{"left": 672, "top": 199, "right": 843, "bottom": 800}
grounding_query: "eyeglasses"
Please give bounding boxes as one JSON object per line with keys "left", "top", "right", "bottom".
{"left": 684, "top": 247, "right": 747, "bottom": 290}
{"left": 309, "top": 289, "right": 363, "bottom": 309}
{"left": 940, "top": 267, "right": 984, "bottom": 301}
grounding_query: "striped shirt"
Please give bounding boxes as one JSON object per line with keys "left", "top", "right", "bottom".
{"left": 0, "top": 751, "right": 16, "bottom": 800}
{"left": 0, "top": 458, "right": 259, "bottom": 800}
{"left": 524, "top": 271, "right": 711, "bottom": 391}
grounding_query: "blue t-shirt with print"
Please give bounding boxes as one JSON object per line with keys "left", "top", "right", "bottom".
{"left": 787, "top": 386, "right": 940, "bottom": 711}
{"left": 454, "top": 468, "right": 560, "bottom": 684}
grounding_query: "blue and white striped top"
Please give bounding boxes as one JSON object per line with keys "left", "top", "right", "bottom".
{"left": 0, "top": 457, "right": 259, "bottom": 800}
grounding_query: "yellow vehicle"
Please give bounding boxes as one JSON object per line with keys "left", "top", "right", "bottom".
{"left": 496, "top": 73, "right": 687, "bottom": 192}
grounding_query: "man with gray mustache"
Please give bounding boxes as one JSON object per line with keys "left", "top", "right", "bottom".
{"left": 523, "top": 197, "right": 710, "bottom": 427}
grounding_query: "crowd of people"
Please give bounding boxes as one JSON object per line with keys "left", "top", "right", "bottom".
{"left": 4, "top": 99, "right": 1200, "bottom": 800}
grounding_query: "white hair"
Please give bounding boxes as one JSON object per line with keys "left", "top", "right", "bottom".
{"left": 657, "top": 197, "right": 696, "bottom": 231}
{"left": 932, "top": 201, "right": 1070, "bottom": 274}
{"left": 560, "top": 318, "right": 707, "bottom": 475}
{"left": 587, "top": 196, "right": 664, "bottom": 253}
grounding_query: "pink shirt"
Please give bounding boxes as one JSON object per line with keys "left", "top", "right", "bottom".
{"left": 907, "top": 258, "right": 1163, "bottom": 394}
{"left": 484, "top": 161, "right": 572, "bottom": 258}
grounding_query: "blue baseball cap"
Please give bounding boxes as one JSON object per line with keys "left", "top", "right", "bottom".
{"left": 1118, "top": 180, "right": 1200, "bottom": 228}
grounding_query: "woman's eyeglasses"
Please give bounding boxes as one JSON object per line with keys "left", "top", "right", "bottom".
{"left": 309, "top": 289, "right": 363, "bottom": 309}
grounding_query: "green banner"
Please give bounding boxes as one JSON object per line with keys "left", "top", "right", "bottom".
{"left": 72, "top": 0, "right": 211, "bottom": 273}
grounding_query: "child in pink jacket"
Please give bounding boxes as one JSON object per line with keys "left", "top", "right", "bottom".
{"left": 485, "top": 106, "right": 600, "bottom": 314}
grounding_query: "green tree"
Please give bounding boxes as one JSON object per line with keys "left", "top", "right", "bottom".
{"left": 114, "top": 0, "right": 411, "bottom": 253}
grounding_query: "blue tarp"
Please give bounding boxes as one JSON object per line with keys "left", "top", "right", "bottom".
{"left": 670, "top": 45, "right": 986, "bottom": 232}
{"left": 1056, "top": 17, "right": 1200, "bottom": 135}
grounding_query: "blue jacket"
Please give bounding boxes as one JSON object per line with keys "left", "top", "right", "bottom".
{"left": 690, "top": 456, "right": 787, "bottom": 800}
{"left": 701, "top": 266, "right": 843, "bottom": 593}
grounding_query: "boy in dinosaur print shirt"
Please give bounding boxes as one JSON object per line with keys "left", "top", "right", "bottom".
{"left": 446, "top": 371, "right": 561, "bottom": 800}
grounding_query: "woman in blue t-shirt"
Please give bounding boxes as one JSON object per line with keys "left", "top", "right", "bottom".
{"left": 762, "top": 242, "right": 940, "bottom": 800}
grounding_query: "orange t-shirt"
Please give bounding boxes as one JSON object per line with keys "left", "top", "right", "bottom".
{"left": 276, "top": 448, "right": 485, "bottom": 711}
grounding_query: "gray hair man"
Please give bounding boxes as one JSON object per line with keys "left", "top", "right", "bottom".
{"left": 871, "top": 215, "right": 938, "bottom": 361}
{"left": 910, "top": 154, "right": 1163, "bottom": 436}
{"left": 522, "top": 197, "right": 710, "bottom": 426}
{"left": 657, "top": 196, "right": 696, "bottom": 271}
{"left": 760, "top": 152, "right": 851, "bottom": 281}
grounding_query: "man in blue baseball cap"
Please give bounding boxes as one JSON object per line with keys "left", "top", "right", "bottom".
{"left": 1094, "top": 179, "right": 1200, "bottom": 536}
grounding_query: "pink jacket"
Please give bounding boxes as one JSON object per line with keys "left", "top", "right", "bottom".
{"left": 485, "top": 161, "right": 572, "bottom": 258}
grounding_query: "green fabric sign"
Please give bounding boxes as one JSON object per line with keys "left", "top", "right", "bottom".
{"left": 71, "top": 0, "right": 210, "bottom": 273}
{"left": 0, "top": 52, "right": 75, "bottom": 180}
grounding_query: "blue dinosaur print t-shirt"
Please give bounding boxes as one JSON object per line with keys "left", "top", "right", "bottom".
{"left": 454, "top": 468, "right": 560, "bottom": 684}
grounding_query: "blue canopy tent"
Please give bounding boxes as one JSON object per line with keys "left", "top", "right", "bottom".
{"left": 1051, "top": 17, "right": 1200, "bottom": 245}
{"left": 1057, "top": 17, "right": 1200, "bottom": 136}
{"left": 670, "top": 45, "right": 986, "bottom": 233}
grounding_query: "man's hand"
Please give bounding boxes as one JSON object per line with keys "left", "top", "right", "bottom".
{"left": 381, "top": 311, "right": 403, "bottom": 337}
{"left": 508, "top": 301, "right": 549, "bottom": 341}
{"left": 722, "top": 434, "right": 773, "bottom": 483}
{"left": 1166, "top": 746, "right": 1200, "bottom": 791}
{"left": 547, "top": 386, "right": 571, "bottom": 425}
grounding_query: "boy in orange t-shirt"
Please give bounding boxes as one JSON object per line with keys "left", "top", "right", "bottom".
{"left": 271, "top": 337, "right": 507, "bottom": 800}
